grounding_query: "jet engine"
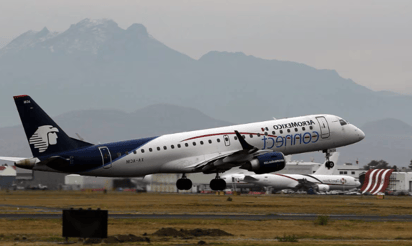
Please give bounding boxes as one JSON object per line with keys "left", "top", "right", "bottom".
{"left": 15, "top": 158, "right": 38, "bottom": 169}
{"left": 240, "top": 152, "right": 286, "bottom": 174}
{"left": 316, "top": 184, "right": 330, "bottom": 192}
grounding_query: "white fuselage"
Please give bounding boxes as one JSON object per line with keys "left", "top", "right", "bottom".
{"left": 77, "top": 114, "right": 364, "bottom": 177}
{"left": 243, "top": 173, "right": 361, "bottom": 191}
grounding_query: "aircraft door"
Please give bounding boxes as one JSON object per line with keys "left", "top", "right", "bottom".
{"left": 223, "top": 135, "right": 230, "bottom": 146}
{"left": 99, "top": 146, "right": 112, "bottom": 169}
{"left": 316, "top": 116, "right": 330, "bottom": 139}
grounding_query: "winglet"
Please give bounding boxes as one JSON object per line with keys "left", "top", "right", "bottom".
{"left": 234, "top": 130, "right": 254, "bottom": 150}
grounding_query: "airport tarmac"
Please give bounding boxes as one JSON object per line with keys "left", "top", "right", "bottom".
{"left": 3, "top": 192, "right": 412, "bottom": 245}
{"left": 2, "top": 212, "right": 412, "bottom": 221}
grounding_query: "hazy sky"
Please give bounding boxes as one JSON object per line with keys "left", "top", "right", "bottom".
{"left": 1, "top": 0, "right": 411, "bottom": 94}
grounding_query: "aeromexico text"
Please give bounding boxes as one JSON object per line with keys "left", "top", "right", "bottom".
{"left": 273, "top": 120, "right": 316, "bottom": 130}
{"left": 262, "top": 120, "right": 318, "bottom": 149}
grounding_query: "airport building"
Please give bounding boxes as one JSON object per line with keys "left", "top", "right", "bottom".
{"left": 388, "top": 172, "right": 412, "bottom": 193}
{"left": 14, "top": 169, "right": 65, "bottom": 190}
{"left": 65, "top": 175, "right": 114, "bottom": 190}
{"left": 334, "top": 162, "right": 365, "bottom": 178}
{"left": 361, "top": 169, "right": 412, "bottom": 194}
{"left": 278, "top": 161, "right": 322, "bottom": 174}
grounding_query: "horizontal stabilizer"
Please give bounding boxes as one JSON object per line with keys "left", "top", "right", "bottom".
{"left": 0, "top": 156, "right": 28, "bottom": 162}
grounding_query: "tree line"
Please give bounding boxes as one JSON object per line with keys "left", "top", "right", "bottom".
{"left": 363, "top": 160, "right": 399, "bottom": 171}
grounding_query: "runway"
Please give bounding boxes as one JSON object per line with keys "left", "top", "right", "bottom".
{"left": 2, "top": 213, "right": 412, "bottom": 221}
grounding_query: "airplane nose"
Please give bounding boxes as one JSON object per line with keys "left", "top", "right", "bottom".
{"left": 357, "top": 128, "right": 365, "bottom": 140}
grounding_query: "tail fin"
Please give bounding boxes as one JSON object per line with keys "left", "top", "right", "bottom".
{"left": 13, "top": 95, "right": 92, "bottom": 157}
{"left": 314, "top": 152, "right": 339, "bottom": 175}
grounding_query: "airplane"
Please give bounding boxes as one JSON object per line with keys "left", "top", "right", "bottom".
{"left": 0, "top": 95, "right": 365, "bottom": 191}
{"left": 241, "top": 153, "right": 361, "bottom": 193}
{"left": 221, "top": 152, "right": 339, "bottom": 190}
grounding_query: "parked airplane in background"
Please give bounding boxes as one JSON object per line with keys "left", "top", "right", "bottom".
{"left": 242, "top": 153, "right": 361, "bottom": 192}
{"left": 221, "top": 152, "right": 340, "bottom": 190}
{"left": 0, "top": 95, "right": 365, "bottom": 191}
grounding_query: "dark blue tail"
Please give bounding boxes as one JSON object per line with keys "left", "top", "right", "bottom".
{"left": 13, "top": 95, "right": 93, "bottom": 157}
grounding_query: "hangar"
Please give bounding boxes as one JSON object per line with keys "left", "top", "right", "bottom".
{"left": 361, "top": 169, "right": 412, "bottom": 194}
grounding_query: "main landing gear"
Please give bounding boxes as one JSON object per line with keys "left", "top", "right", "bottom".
{"left": 323, "top": 149, "right": 336, "bottom": 169}
{"left": 176, "top": 174, "right": 192, "bottom": 190}
{"left": 209, "top": 173, "right": 226, "bottom": 191}
{"left": 176, "top": 173, "right": 226, "bottom": 191}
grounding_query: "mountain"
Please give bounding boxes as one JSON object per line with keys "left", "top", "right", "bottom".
{"left": 337, "top": 118, "right": 412, "bottom": 167}
{"left": 1, "top": 18, "right": 412, "bottom": 131}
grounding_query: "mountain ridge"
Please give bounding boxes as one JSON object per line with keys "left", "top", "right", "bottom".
{"left": 0, "top": 18, "right": 412, "bottom": 129}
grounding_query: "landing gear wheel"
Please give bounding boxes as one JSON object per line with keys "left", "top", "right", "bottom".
{"left": 323, "top": 149, "right": 336, "bottom": 170}
{"left": 210, "top": 179, "right": 226, "bottom": 191}
{"left": 176, "top": 178, "right": 192, "bottom": 190}
{"left": 325, "top": 161, "right": 334, "bottom": 169}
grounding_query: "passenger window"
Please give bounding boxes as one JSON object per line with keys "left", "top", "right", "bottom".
{"left": 157, "top": 147, "right": 160, "bottom": 151}
{"left": 208, "top": 140, "right": 212, "bottom": 144}
{"left": 217, "top": 139, "right": 221, "bottom": 143}
{"left": 272, "top": 131, "right": 275, "bottom": 135}
{"left": 163, "top": 146, "right": 167, "bottom": 150}
{"left": 193, "top": 142, "right": 196, "bottom": 146}
{"left": 352, "top": 171, "right": 355, "bottom": 175}
{"left": 200, "top": 141, "right": 204, "bottom": 145}
{"left": 310, "top": 126, "right": 313, "bottom": 130}
{"left": 302, "top": 127, "right": 306, "bottom": 131}
{"left": 141, "top": 149, "right": 144, "bottom": 153}
{"left": 294, "top": 128, "right": 298, "bottom": 132}
{"left": 257, "top": 133, "right": 261, "bottom": 137}
{"left": 225, "top": 137, "right": 229, "bottom": 141}
{"left": 249, "top": 134, "right": 253, "bottom": 138}
{"left": 264, "top": 132, "right": 268, "bottom": 136}
{"left": 133, "top": 150, "right": 137, "bottom": 154}
{"left": 125, "top": 151, "right": 129, "bottom": 155}
{"left": 242, "top": 135, "right": 245, "bottom": 139}
{"left": 171, "top": 145, "right": 174, "bottom": 149}
{"left": 234, "top": 136, "right": 238, "bottom": 140}
{"left": 287, "top": 129, "right": 290, "bottom": 133}
{"left": 149, "top": 148, "right": 153, "bottom": 152}
{"left": 185, "top": 143, "right": 189, "bottom": 147}
{"left": 177, "top": 144, "right": 181, "bottom": 148}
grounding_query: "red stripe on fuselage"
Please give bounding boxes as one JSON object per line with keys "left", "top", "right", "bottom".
{"left": 182, "top": 132, "right": 277, "bottom": 142}
{"left": 274, "top": 173, "right": 299, "bottom": 182}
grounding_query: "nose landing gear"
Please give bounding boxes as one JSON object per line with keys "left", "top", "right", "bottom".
{"left": 210, "top": 173, "right": 226, "bottom": 191}
{"left": 176, "top": 174, "right": 192, "bottom": 190}
{"left": 323, "top": 149, "right": 336, "bottom": 169}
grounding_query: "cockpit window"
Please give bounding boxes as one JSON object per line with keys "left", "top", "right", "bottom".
{"left": 339, "top": 119, "right": 347, "bottom": 126}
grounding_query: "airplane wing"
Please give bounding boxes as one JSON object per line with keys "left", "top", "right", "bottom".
{"left": 243, "top": 175, "right": 260, "bottom": 182}
{"left": 295, "top": 178, "right": 318, "bottom": 191}
{"left": 0, "top": 156, "right": 28, "bottom": 162}
{"left": 187, "top": 130, "right": 273, "bottom": 174}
